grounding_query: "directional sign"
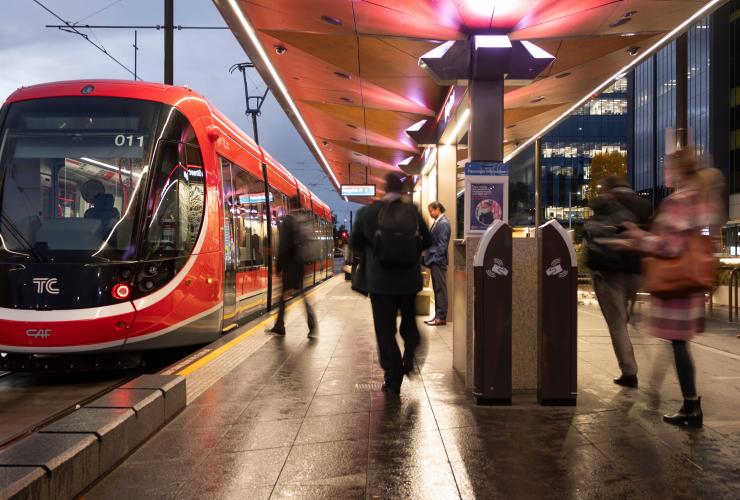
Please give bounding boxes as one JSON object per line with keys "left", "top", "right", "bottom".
{"left": 341, "top": 184, "right": 376, "bottom": 197}
{"left": 464, "top": 161, "right": 508, "bottom": 176}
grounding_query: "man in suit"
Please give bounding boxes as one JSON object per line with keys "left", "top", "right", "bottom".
{"left": 351, "top": 172, "right": 432, "bottom": 394}
{"left": 424, "top": 201, "right": 451, "bottom": 326}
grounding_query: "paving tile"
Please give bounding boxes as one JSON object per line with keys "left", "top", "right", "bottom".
{"left": 368, "top": 429, "right": 450, "bottom": 471}
{"left": 294, "top": 412, "right": 370, "bottom": 444}
{"left": 276, "top": 439, "right": 368, "bottom": 486}
{"left": 218, "top": 418, "right": 302, "bottom": 451}
{"left": 192, "top": 447, "right": 290, "bottom": 493}
{"left": 238, "top": 397, "right": 311, "bottom": 422}
{"left": 306, "top": 393, "right": 372, "bottom": 417}
{"left": 366, "top": 463, "right": 460, "bottom": 500}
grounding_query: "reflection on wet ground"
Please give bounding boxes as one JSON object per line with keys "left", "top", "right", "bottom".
{"left": 88, "top": 279, "right": 740, "bottom": 499}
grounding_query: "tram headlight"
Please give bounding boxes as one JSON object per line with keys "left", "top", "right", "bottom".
{"left": 112, "top": 283, "right": 132, "bottom": 300}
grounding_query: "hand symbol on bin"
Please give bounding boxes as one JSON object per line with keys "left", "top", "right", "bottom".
{"left": 485, "top": 258, "right": 509, "bottom": 278}
{"left": 545, "top": 258, "right": 568, "bottom": 278}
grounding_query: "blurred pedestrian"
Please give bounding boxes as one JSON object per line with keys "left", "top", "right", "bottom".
{"left": 424, "top": 201, "right": 451, "bottom": 326}
{"left": 351, "top": 172, "right": 432, "bottom": 394}
{"left": 266, "top": 195, "right": 317, "bottom": 338}
{"left": 611, "top": 147, "right": 725, "bottom": 427}
{"left": 584, "top": 176, "right": 651, "bottom": 387}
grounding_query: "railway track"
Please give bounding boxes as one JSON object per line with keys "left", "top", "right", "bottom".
{"left": 0, "top": 370, "right": 139, "bottom": 451}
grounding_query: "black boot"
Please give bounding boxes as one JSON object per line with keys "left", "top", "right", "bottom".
{"left": 663, "top": 397, "right": 703, "bottom": 427}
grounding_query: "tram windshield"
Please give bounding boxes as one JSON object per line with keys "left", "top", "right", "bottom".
{"left": 0, "top": 97, "right": 160, "bottom": 261}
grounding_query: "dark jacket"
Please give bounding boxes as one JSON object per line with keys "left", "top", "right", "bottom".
{"left": 585, "top": 187, "right": 652, "bottom": 274}
{"left": 351, "top": 199, "right": 432, "bottom": 296}
{"left": 276, "top": 212, "right": 305, "bottom": 290}
{"left": 423, "top": 214, "right": 451, "bottom": 267}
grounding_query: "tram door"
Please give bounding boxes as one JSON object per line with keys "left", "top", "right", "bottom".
{"left": 220, "top": 159, "right": 239, "bottom": 330}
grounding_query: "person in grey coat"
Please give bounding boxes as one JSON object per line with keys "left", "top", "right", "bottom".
{"left": 424, "top": 201, "right": 451, "bottom": 326}
{"left": 266, "top": 196, "right": 316, "bottom": 338}
{"left": 351, "top": 172, "right": 432, "bottom": 394}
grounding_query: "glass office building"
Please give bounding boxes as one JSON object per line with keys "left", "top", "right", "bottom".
{"left": 629, "top": 5, "right": 740, "bottom": 254}
{"left": 540, "top": 79, "right": 628, "bottom": 227}
{"left": 503, "top": 80, "right": 629, "bottom": 230}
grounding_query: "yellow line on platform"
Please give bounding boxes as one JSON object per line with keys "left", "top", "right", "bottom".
{"left": 176, "top": 280, "right": 329, "bottom": 377}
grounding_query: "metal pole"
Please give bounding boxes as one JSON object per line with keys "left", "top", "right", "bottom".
{"left": 535, "top": 138, "right": 541, "bottom": 227}
{"left": 164, "top": 0, "right": 174, "bottom": 84}
{"left": 133, "top": 30, "right": 138, "bottom": 80}
{"left": 252, "top": 113, "right": 260, "bottom": 146}
{"left": 349, "top": 210, "right": 353, "bottom": 231}
{"left": 568, "top": 191, "right": 572, "bottom": 230}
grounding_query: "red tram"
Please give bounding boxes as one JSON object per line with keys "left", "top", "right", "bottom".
{"left": 0, "top": 80, "right": 333, "bottom": 362}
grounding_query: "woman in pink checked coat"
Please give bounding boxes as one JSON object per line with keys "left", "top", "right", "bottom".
{"left": 614, "top": 147, "right": 724, "bottom": 428}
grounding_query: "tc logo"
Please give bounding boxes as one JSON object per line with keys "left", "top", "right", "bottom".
{"left": 32, "top": 278, "right": 59, "bottom": 294}
{"left": 26, "top": 329, "right": 52, "bottom": 339}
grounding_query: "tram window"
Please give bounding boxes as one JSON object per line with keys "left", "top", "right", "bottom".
{"left": 158, "top": 108, "right": 199, "bottom": 146}
{"left": 144, "top": 141, "right": 205, "bottom": 258}
{"left": 231, "top": 166, "right": 267, "bottom": 268}
{"left": 0, "top": 96, "right": 157, "bottom": 260}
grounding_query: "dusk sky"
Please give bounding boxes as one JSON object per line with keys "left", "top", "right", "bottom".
{"left": 0, "top": 0, "right": 362, "bottom": 228}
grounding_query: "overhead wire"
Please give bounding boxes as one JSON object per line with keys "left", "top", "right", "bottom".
{"left": 73, "top": 0, "right": 127, "bottom": 25}
{"left": 31, "top": 0, "right": 141, "bottom": 80}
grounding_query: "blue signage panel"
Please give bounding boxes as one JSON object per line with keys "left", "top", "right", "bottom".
{"left": 464, "top": 162, "right": 508, "bottom": 176}
{"left": 239, "top": 192, "right": 273, "bottom": 204}
{"left": 341, "top": 184, "right": 376, "bottom": 197}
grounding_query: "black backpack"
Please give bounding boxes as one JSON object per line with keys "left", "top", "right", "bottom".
{"left": 292, "top": 212, "right": 322, "bottom": 264}
{"left": 583, "top": 197, "right": 638, "bottom": 272}
{"left": 373, "top": 200, "right": 421, "bottom": 267}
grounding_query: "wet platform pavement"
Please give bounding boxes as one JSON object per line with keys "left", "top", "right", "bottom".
{"left": 87, "top": 278, "right": 740, "bottom": 499}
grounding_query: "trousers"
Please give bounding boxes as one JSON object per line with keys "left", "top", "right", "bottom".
{"left": 430, "top": 264, "right": 448, "bottom": 320}
{"left": 591, "top": 270, "right": 640, "bottom": 376}
{"left": 274, "top": 284, "right": 315, "bottom": 332}
{"left": 369, "top": 293, "right": 419, "bottom": 389}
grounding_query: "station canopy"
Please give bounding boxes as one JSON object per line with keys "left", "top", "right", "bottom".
{"left": 214, "top": 0, "right": 722, "bottom": 200}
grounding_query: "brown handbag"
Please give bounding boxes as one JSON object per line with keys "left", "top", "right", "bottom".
{"left": 642, "top": 232, "right": 716, "bottom": 297}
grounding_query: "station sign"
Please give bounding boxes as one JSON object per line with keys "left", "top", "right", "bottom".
{"left": 239, "top": 192, "right": 273, "bottom": 204}
{"left": 341, "top": 184, "right": 376, "bottom": 197}
{"left": 464, "top": 161, "right": 508, "bottom": 176}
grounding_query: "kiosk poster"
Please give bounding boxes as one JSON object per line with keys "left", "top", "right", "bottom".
{"left": 470, "top": 182, "right": 505, "bottom": 231}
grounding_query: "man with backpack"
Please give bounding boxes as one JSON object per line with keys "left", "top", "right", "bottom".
{"left": 584, "top": 176, "right": 651, "bottom": 387}
{"left": 266, "top": 196, "right": 318, "bottom": 338}
{"left": 351, "top": 172, "right": 432, "bottom": 395}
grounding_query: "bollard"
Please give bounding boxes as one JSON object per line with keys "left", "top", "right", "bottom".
{"left": 472, "top": 221, "right": 513, "bottom": 405}
{"left": 537, "top": 220, "right": 577, "bottom": 406}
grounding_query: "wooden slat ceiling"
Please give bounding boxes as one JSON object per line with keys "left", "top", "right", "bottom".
{"left": 214, "top": 0, "right": 713, "bottom": 199}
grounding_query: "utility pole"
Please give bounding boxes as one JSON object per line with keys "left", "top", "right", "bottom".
{"left": 229, "top": 62, "right": 270, "bottom": 144}
{"left": 230, "top": 62, "right": 272, "bottom": 307}
{"left": 133, "top": 30, "right": 139, "bottom": 80}
{"left": 164, "top": 0, "right": 174, "bottom": 84}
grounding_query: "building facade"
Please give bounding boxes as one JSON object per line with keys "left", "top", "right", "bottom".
{"left": 540, "top": 79, "right": 628, "bottom": 227}
{"left": 628, "top": 2, "right": 740, "bottom": 254}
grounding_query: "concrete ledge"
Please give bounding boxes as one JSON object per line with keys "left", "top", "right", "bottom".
{"left": 0, "top": 374, "right": 186, "bottom": 500}
{"left": 120, "top": 374, "right": 186, "bottom": 421}
{"left": 0, "top": 433, "right": 98, "bottom": 500}
{"left": 0, "top": 466, "right": 48, "bottom": 500}
{"left": 85, "top": 388, "right": 165, "bottom": 444}
{"left": 40, "top": 408, "right": 136, "bottom": 474}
